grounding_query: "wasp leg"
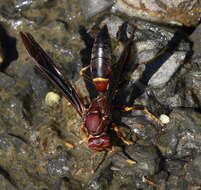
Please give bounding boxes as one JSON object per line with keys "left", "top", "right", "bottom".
{"left": 79, "top": 65, "right": 90, "bottom": 76}
{"left": 109, "top": 149, "right": 137, "bottom": 166}
{"left": 90, "top": 151, "right": 107, "bottom": 173}
{"left": 79, "top": 124, "right": 89, "bottom": 144}
{"left": 79, "top": 65, "right": 92, "bottom": 82}
{"left": 126, "top": 159, "right": 136, "bottom": 164}
{"left": 63, "top": 141, "right": 74, "bottom": 149}
{"left": 93, "top": 147, "right": 136, "bottom": 173}
{"left": 90, "top": 151, "right": 98, "bottom": 173}
{"left": 111, "top": 124, "right": 133, "bottom": 145}
{"left": 78, "top": 136, "right": 89, "bottom": 144}
{"left": 123, "top": 106, "right": 164, "bottom": 126}
{"left": 143, "top": 176, "right": 160, "bottom": 187}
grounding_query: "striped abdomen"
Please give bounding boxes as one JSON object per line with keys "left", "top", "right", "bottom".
{"left": 91, "top": 25, "right": 112, "bottom": 93}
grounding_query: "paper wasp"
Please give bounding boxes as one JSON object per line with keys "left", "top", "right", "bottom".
{"left": 20, "top": 23, "right": 162, "bottom": 152}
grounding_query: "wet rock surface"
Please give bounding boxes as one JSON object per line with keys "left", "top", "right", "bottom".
{"left": 114, "top": 0, "right": 201, "bottom": 26}
{"left": 157, "top": 109, "right": 201, "bottom": 157}
{"left": 0, "top": 0, "right": 200, "bottom": 189}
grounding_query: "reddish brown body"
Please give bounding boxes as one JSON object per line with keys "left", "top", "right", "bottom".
{"left": 20, "top": 23, "right": 133, "bottom": 151}
{"left": 84, "top": 94, "right": 111, "bottom": 150}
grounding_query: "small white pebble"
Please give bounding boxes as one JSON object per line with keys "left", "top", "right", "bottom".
{"left": 45, "top": 92, "right": 60, "bottom": 106}
{"left": 159, "top": 114, "right": 170, "bottom": 124}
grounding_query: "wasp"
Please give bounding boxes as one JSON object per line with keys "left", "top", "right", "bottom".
{"left": 20, "top": 23, "right": 162, "bottom": 152}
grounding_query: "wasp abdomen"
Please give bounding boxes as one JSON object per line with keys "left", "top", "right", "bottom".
{"left": 91, "top": 25, "right": 112, "bottom": 93}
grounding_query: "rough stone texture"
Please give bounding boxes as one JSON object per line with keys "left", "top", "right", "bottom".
{"left": 0, "top": 0, "right": 200, "bottom": 189}
{"left": 114, "top": 0, "right": 201, "bottom": 26}
{"left": 157, "top": 109, "right": 201, "bottom": 158}
{"left": 81, "top": 0, "right": 114, "bottom": 19}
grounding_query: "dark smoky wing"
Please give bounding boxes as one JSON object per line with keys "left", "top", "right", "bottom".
{"left": 106, "top": 40, "right": 133, "bottom": 103}
{"left": 20, "top": 32, "right": 85, "bottom": 116}
{"left": 106, "top": 23, "right": 135, "bottom": 103}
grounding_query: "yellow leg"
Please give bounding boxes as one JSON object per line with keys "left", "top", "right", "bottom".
{"left": 143, "top": 176, "right": 160, "bottom": 187}
{"left": 126, "top": 159, "right": 136, "bottom": 164}
{"left": 79, "top": 65, "right": 92, "bottom": 83}
{"left": 79, "top": 124, "right": 89, "bottom": 144}
{"left": 109, "top": 147, "right": 136, "bottom": 164}
{"left": 79, "top": 65, "right": 90, "bottom": 75}
{"left": 63, "top": 141, "right": 74, "bottom": 149}
{"left": 92, "top": 147, "right": 136, "bottom": 173}
{"left": 78, "top": 136, "right": 89, "bottom": 144}
{"left": 111, "top": 124, "right": 133, "bottom": 145}
{"left": 123, "top": 106, "right": 164, "bottom": 126}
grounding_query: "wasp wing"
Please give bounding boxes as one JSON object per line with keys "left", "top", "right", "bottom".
{"left": 20, "top": 32, "right": 85, "bottom": 117}
{"left": 106, "top": 26, "right": 135, "bottom": 104}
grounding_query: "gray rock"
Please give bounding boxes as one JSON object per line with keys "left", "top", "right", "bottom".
{"left": 157, "top": 109, "right": 201, "bottom": 158}
{"left": 185, "top": 155, "right": 201, "bottom": 185}
{"left": 109, "top": 144, "right": 160, "bottom": 176}
{"left": 125, "top": 144, "right": 160, "bottom": 176}
{"left": 29, "top": 70, "right": 49, "bottom": 100}
{"left": 0, "top": 72, "right": 15, "bottom": 89}
{"left": 148, "top": 51, "right": 186, "bottom": 88}
{"left": 122, "top": 115, "right": 158, "bottom": 142}
{"left": 101, "top": 15, "right": 124, "bottom": 38}
{"left": 0, "top": 0, "right": 200, "bottom": 188}
{"left": 14, "top": 0, "right": 51, "bottom": 11}
{"left": 113, "top": 19, "right": 191, "bottom": 88}
{"left": 190, "top": 23, "right": 201, "bottom": 55}
{"left": 81, "top": 0, "right": 114, "bottom": 19}
{"left": 150, "top": 56, "right": 201, "bottom": 108}
{"left": 86, "top": 164, "right": 113, "bottom": 190}
{"left": 0, "top": 175, "right": 17, "bottom": 190}
{"left": 47, "top": 153, "right": 71, "bottom": 177}
{"left": 113, "top": 0, "right": 201, "bottom": 26}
